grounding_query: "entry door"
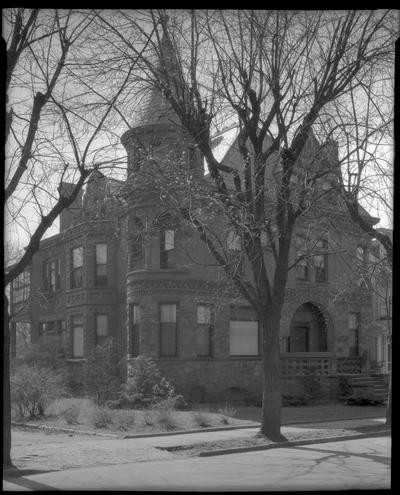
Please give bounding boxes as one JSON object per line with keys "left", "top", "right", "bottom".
{"left": 290, "top": 326, "right": 309, "bottom": 352}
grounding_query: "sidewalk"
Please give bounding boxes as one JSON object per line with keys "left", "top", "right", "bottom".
{"left": 5, "top": 412, "right": 389, "bottom": 472}
{"left": 3, "top": 434, "right": 391, "bottom": 491}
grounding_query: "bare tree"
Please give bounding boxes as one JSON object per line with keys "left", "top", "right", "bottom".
{"left": 2, "top": 8, "right": 147, "bottom": 467}
{"left": 99, "top": 9, "right": 396, "bottom": 441}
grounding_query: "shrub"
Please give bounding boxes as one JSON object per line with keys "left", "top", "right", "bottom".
{"left": 91, "top": 407, "right": 113, "bottom": 428}
{"left": 282, "top": 395, "right": 307, "bottom": 407}
{"left": 338, "top": 377, "right": 353, "bottom": 398}
{"left": 192, "top": 407, "right": 212, "bottom": 428}
{"left": 112, "top": 410, "right": 136, "bottom": 431}
{"left": 119, "top": 356, "right": 182, "bottom": 409}
{"left": 346, "top": 388, "right": 384, "bottom": 406}
{"left": 301, "top": 367, "right": 324, "bottom": 404}
{"left": 83, "top": 339, "right": 124, "bottom": 406}
{"left": 62, "top": 404, "right": 80, "bottom": 425}
{"left": 152, "top": 401, "right": 177, "bottom": 431}
{"left": 13, "top": 335, "right": 67, "bottom": 371}
{"left": 11, "top": 363, "right": 67, "bottom": 419}
{"left": 143, "top": 410, "right": 155, "bottom": 426}
{"left": 218, "top": 402, "right": 237, "bottom": 424}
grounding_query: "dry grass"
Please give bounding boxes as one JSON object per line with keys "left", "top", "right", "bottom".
{"left": 12, "top": 397, "right": 253, "bottom": 435}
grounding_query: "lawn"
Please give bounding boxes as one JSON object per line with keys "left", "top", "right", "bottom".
{"left": 11, "top": 397, "right": 255, "bottom": 436}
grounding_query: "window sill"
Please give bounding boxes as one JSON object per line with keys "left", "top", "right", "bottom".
{"left": 229, "top": 355, "right": 262, "bottom": 359}
{"left": 66, "top": 358, "right": 86, "bottom": 362}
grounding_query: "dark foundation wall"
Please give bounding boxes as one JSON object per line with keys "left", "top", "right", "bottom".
{"left": 154, "top": 359, "right": 341, "bottom": 403}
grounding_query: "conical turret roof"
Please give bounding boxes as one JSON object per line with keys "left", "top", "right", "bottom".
{"left": 131, "top": 25, "right": 185, "bottom": 130}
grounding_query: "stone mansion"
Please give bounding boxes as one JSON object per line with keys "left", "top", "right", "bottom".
{"left": 8, "top": 45, "right": 391, "bottom": 402}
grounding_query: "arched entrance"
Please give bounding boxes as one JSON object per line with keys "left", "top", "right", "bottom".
{"left": 289, "top": 302, "right": 328, "bottom": 352}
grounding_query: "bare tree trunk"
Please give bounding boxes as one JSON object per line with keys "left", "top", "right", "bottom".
{"left": 3, "top": 295, "right": 12, "bottom": 467}
{"left": 259, "top": 312, "right": 286, "bottom": 442}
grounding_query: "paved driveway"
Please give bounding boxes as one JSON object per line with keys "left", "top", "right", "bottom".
{"left": 3, "top": 435, "right": 390, "bottom": 491}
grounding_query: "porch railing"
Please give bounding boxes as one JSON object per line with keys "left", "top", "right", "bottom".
{"left": 336, "top": 357, "right": 362, "bottom": 374}
{"left": 280, "top": 353, "right": 334, "bottom": 376}
{"left": 280, "top": 353, "right": 362, "bottom": 376}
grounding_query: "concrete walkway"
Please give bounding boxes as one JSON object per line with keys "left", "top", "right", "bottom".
{"left": 3, "top": 435, "right": 391, "bottom": 491}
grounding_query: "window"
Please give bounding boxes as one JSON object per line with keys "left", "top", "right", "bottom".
{"left": 71, "top": 315, "right": 84, "bottom": 358}
{"left": 11, "top": 270, "right": 30, "bottom": 303}
{"left": 197, "top": 304, "right": 211, "bottom": 357}
{"left": 129, "top": 304, "right": 140, "bottom": 356}
{"left": 44, "top": 259, "right": 60, "bottom": 293}
{"left": 296, "top": 236, "right": 308, "bottom": 281}
{"left": 95, "top": 314, "right": 108, "bottom": 346}
{"left": 229, "top": 320, "right": 259, "bottom": 356}
{"left": 314, "top": 239, "right": 327, "bottom": 282}
{"left": 71, "top": 247, "right": 83, "bottom": 289}
{"left": 159, "top": 303, "right": 177, "bottom": 356}
{"left": 39, "top": 319, "right": 66, "bottom": 343}
{"left": 160, "top": 230, "right": 174, "bottom": 268}
{"left": 229, "top": 306, "right": 260, "bottom": 356}
{"left": 94, "top": 244, "right": 107, "bottom": 286}
{"left": 348, "top": 312, "right": 360, "bottom": 357}
{"left": 131, "top": 235, "right": 144, "bottom": 271}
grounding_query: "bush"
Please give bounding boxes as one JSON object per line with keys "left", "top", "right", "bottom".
{"left": 112, "top": 410, "right": 136, "bottom": 431}
{"left": 11, "top": 363, "right": 67, "bottom": 419}
{"left": 83, "top": 339, "right": 124, "bottom": 405}
{"left": 301, "top": 367, "right": 324, "bottom": 404}
{"left": 218, "top": 402, "right": 237, "bottom": 424}
{"left": 338, "top": 376, "right": 353, "bottom": 398}
{"left": 143, "top": 410, "right": 155, "bottom": 426}
{"left": 282, "top": 395, "right": 307, "bottom": 406}
{"left": 346, "top": 388, "right": 384, "bottom": 406}
{"left": 13, "top": 335, "right": 67, "bottom": 370}
{"left": 192, "top": 407, "right": 212, "bottom": 428}
{"left": 152, "top": 401, "right": 177, "bottom": 431}
{"left": 91, "top": 407, "right": 113, "bottom": 428}
{"left": 62, "top": 403, "right": 80, "bottom": 425}
{"left": 118, "top": 356, "right": 182, "bottom": 409}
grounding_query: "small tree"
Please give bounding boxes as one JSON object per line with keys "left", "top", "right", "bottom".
{"left": 83, "top": 339, "right": 124, "bottom": 405}
{"left": 11, "top": 363, "right": 67, "bottom": 419}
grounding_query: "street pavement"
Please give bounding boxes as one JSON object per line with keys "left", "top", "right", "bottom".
{"left": 3, "top": 415, "right": 391, "bottom": 492}
{"left": 3, "top": 435, "right": 390, "bottom": 491}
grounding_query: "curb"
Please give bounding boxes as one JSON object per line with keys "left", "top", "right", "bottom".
{"left": 121, "top": 422, "right": 259, "bottom": 439}
{"left": 198, "top": 429, "right": 391, "bottom": 457}
{"left": 11, "top": 422, "right": 121, "bottom": 438}
{"left": 282, "top": 414, "right": 385, "bottom": 426}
